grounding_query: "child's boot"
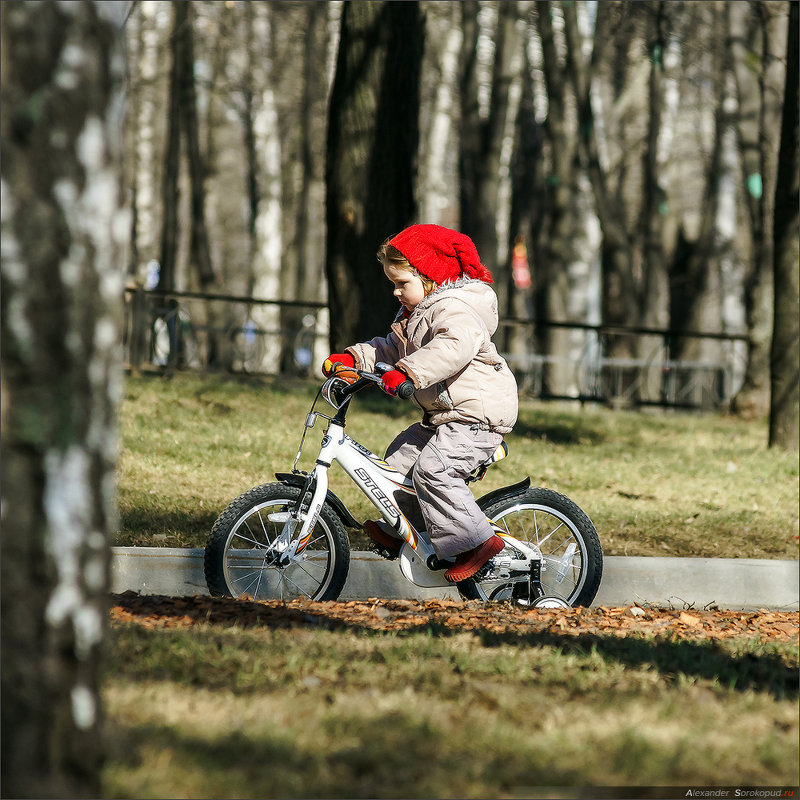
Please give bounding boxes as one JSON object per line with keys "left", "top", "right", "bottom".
{"left": 444, "top": 535, "right": 504, "bottom": 582}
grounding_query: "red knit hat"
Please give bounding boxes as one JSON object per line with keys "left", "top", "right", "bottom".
{"left": 388, "top": 224, "right": 493, "bottom": 285}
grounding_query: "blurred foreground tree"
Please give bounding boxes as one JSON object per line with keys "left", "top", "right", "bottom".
{"left": 326, "top": 0, "right": 424, "bottom": 349}
{"left": 0, "top": 1, "right": 125, "bottom": 796}
{"left": 768, "top": 0, "right": 799, "bottom": 451}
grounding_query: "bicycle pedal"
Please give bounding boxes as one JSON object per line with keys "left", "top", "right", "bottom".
{"left": 369, "top": 542, "right": 399, "bottom": 561}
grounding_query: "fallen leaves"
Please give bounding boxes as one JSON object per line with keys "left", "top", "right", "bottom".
{"left": 109, "top": 592, "right": 799, "bottom": 644}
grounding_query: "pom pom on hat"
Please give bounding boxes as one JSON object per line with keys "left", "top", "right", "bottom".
{"left": 388, "top": 224, "right": 493, "bottom": 285}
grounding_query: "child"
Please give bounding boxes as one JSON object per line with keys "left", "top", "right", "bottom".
{"left": 323, "top": 224, "right": 518, "bottom": 582}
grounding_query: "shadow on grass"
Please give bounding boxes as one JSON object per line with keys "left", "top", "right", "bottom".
{"left": 511, "top": 415, "right": 609, "bottom": 445}
{"left": 116, "top": 509, "right": 216, "bottom": 547}
{"left": 104, "top": 711, "right": 577, "bottom": 798}
{"left": 473, "top": 627, "right": 799, "bottom": 700}
{"left": 110, "top": 595, "right": 798, "bottom": 701}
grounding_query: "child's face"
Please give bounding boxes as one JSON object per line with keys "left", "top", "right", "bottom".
{"left": 384, "top": 263, "right": 426, "bottom": 310}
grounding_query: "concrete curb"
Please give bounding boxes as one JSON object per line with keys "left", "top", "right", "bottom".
{"left": 111, "top": 547, "right": 799, "bottom": 611}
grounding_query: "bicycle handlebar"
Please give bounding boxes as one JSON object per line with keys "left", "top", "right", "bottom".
{"left": 329, "top": 364, "right": 415, "bottom": 400}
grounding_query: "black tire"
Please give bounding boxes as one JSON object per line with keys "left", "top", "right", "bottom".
{"left": 204, "top": 483, "right": 350, "bottom": 601}
{"left": 458, "top": 488, "right": 603, "bottom": 607}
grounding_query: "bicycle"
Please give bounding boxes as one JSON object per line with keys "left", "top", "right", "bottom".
{"left": 150, "top": 302, "right": 199, "bottom": 368}
{"left": 204, "top": 365, "right": 603, "bottom": 608}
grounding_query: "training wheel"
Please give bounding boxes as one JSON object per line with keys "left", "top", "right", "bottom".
{"left": 531, "top": 595, "right": 571, "bottom": 609}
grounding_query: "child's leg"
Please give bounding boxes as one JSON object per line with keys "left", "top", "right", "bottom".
{"left": 380, "top": 422, "right": 435, "bottom": 535}
{"left": 412, "top": 422, "right": 503, "bottom": 559}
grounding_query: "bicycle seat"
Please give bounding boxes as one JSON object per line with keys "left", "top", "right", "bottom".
{"left": 467, "top": 441, "right": 508, "bottom": 483}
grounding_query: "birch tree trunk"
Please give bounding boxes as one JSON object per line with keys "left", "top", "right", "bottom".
{"left": 250, "top": 78, "right": 283, "bottom": 373}
{"left": 460, "top": 0, "right": 523, "bottom": 296}
{"left": 276, "top": 1, "right": 332, "bottom": 374}
{"left": 1, "top": 1, "right": 126, "bottom": 796}
{"left": 235, "top": 2, "right": 281, "bottom": 373}
{"left": 730, "top": 1, "right": 789, "bottom": 417}
{"left": 562, "top": 1, "right": 637, "bottom": 359}
{"left": 418, "top": 3, "right": 462, "bottom": 226}
{"left": 130, "top": 0, "right": 164, "bottom": 282}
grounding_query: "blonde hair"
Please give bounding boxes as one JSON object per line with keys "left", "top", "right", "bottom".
{"left": 378, "top": 241, "right": 437, "bottom": 295}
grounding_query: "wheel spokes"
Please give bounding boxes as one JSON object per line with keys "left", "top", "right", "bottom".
{"left": 225, "top": 503, "right": 332, "bottom": 600}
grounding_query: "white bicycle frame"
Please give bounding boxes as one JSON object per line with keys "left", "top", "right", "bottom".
{"left": 277, "top": 415, "right": 542, "bottom": 589}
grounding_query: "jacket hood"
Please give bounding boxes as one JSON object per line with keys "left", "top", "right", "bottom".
{"left": 409, "top": 277, "right": 498, "bottom": 336}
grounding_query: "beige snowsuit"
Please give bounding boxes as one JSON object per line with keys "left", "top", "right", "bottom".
{"left": 347, "top": 278, "right": 518, "bottom": 558}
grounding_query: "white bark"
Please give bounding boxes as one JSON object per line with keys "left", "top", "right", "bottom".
{"left": 250, "top": 82, "right": 283, "bottom": 372}
{"left": 132, "top": 1, "right": 169, "bottom": 282}
{"left": 1, "top": 1, "right": 126, "bottom": 793}
{"left": 419, "top": 14, "right": 462, "bottom": 224}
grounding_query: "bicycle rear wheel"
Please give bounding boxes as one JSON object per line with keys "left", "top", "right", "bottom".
{"left": 459, "top": 488, "right": 602, "bottom": 607}
{"left": 204, "top": 483, "right": 350, "bottom": 601}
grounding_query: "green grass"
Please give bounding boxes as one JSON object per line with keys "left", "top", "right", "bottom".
{"left": 116, "top": 372, "right": 799, "bottom": 558}
{"left": 102, "top": 619, "right": 799, "bottom": 797}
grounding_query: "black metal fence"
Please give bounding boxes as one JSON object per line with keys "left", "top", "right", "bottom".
{"left": 124, "top": 287, "right": 329, "bottom": 377}
{"left": 124, "top": 288, "right": 749, "bottom": 410}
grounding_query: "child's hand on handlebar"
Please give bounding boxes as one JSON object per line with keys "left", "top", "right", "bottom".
{"left": 322, "top": 353, "right": 355, "bottom": 377}
{"left": 380, "top": 369, "right": 411, "bottom": 397}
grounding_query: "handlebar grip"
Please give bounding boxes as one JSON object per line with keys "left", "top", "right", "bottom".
{"left": 396, "top": 380, "right": 415, "bottom": 400}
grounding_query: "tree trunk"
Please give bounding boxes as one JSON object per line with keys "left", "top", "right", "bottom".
{"left": 0, "top": 2, "right": 125, "bottom": 796}
{"left": 159, "top": 1, "right": 182, "bottom": 295}
{"left": 460, "top": 0, "right": 523, "bottom": 294}
{"left": 730, "top": 1, "right": 789, "bottom": 417}
{"left": 534, "top": 1, "right": 580, "bottom": 396}
{"left": 668, "top": 5, "right": 728, "bottom": 371}
{"left": 637, "top": 1, "right": 671, "bottom": 401}
{"left": 279, "top": 2, "right": 330, "bottom": 375}
{"left": 769, "top": 0, "right": 799, "bottom": 450}
{"left": 176, "top": 1, "right": 216, "bottom": 290}
{"left": 124, "top": 2, "right": 141, "bottom": 280}
{"left": 504, "top": 36, "right": 540, "bottom": 378}
{"left": 562, "top": 1, "right": 637, "bottom": 357}
{"left": 130, "top": 1, "right": 163, "bottom": 283}
{"left": 418, "top": 2, "right": 462, "bottom": 226}
{"left": 250, "top": 80, "right": 283, "bottom": 372}
{"left": 326, "top": 0, "right": 424, "bottom": 350}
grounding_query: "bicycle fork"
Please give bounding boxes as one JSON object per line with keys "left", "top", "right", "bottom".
{"left": 264, "top": 469, "right": 329, "bottom": 566}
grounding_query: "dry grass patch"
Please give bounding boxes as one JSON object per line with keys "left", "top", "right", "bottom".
{"left": 103, "top": 618, "right": 798, "bottom": 798}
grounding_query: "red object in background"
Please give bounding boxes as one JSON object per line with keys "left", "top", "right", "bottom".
{"left": 511, "top": 239, "right": 531, "bottom": 289}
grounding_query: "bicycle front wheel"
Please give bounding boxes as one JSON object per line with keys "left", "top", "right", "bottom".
{"left": 204, "top": 483, "right": 350, "bottom": 601}
{"left": 459, "top": 488, "right": 602, "bottom": 607}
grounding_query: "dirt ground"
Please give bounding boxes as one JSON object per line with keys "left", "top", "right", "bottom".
{"left": 110, "top": 592, "right": 799, "bottom": 643}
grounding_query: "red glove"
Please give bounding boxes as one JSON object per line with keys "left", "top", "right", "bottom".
{"left": 322, "top": 352, "right": 355, "bottom": 377}
{"left": 380, "top": 369, "right": 409, "bottom": 396}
